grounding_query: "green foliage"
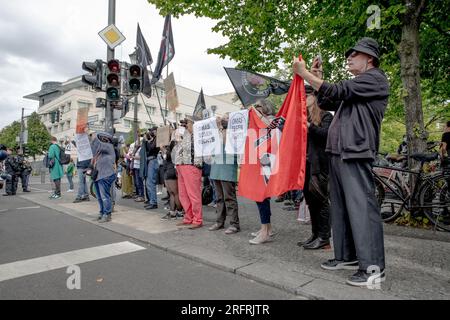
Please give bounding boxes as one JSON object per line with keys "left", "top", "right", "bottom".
{"left": 148, "top": 0, "right": 449, "bottom": 150}
{"left": 0, "top": 121, "right": 20, "bottom": 149}
{"left": 26, "top": 112, "right": 52, "bottom": 159}
{"left": 0, "top": 112, "right": 51, "bottom": 159}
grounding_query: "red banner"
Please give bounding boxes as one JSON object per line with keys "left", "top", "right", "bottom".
{"left": 237, "top": 72, "right": 307, "bottom": 202}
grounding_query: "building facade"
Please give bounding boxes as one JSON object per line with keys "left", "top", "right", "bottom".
{"left": 24, "top": 76, "right": 242, "bottom": 143}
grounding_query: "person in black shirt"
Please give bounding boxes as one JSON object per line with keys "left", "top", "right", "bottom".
{"left": 144, "top": 127, "right": 160, "bottom": 209}
{"left": 440, "top": 121, "right": 450, "bottom": 160}
{"left": 293, "top": 37, "right": 388, "bottom": 287}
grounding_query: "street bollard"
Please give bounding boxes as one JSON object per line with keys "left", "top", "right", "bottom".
{"left": 41, "top": 169, "right": 46, "bottom": 184}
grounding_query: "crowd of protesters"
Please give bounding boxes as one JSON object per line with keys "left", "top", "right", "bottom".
{"left": 2, "top": 37, "right": 450, "bottom": 288}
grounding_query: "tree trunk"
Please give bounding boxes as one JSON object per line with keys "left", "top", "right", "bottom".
{"left": 398, "top": 0, "right": 427, "bottom": 172}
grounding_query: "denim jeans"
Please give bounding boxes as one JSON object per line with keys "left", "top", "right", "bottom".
{"left": 77, "top": 169, "right": 88, "bottom": 198}
{"left": 256, "top": 198, "right": 271, "bottom": 224}
{"left": 94, "top": 174, "right": 116, "bottom": 216}
{"left": 67, "top": 174, "right": 74, "bottom": 190}
{"left": 146, "top": 158, "right": 159, "bottom": 205}
{"left": 133, "top": 169, "right": 144, "bottom": 197}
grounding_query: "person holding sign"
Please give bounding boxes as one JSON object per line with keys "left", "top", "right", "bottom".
{"left": 208, "top": 114, "right": 240, "bottom": 234}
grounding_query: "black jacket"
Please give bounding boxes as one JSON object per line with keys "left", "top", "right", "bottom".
{"left": 5, "top": 155, "right": 20, "bottom": 174}
{"left": 307, "top": 112, "right": 333, "bottom": 176}
{"left": 317, "top": 68, "right": 389, "bottom": 161}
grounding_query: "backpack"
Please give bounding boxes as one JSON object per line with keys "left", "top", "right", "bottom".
{"left": 43, "top": 153, "right": 53, "bottom": 168}
{"left": 202, "top": 184, "right": 213, "bottom": 205}
{"left": 58, "top": 146, "right": 71, "bottom": 165}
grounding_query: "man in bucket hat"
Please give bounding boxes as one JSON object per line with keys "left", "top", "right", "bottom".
{"left": 293, "top": 37, "right": 389, "bottom": 287}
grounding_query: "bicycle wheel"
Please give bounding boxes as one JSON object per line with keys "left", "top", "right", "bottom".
{"left": 375, "top": 175, "right": 405, "bottom": 222}
{"left": 419, "top": 175, "right": 450, "bottom": 232}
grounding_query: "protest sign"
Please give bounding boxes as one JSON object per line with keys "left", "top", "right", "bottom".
{"left": 225, "top": 109, "right": 249, "bottom": 155}
{"left": 75, "top": 134, "right": 93, "bottom": 162}
{"left": 193, "top": 117, "right": 221, "bottom": 157}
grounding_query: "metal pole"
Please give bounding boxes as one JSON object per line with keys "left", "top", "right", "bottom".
{"left": 105, "top": 0, "right": 116, "bottom": 135}
{"left": 19, "top": 107, "right": 24, "bottom": 152}
{"left": 133, "top": 94, "right": 138, "bottom": 143}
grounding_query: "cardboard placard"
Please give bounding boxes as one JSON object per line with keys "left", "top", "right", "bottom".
{"left": 156, "top": 125, "right": 173, "bottom": 147}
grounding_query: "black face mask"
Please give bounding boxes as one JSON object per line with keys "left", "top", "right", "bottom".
{"left": 221, "top": 120, "right": 228, "bottom": 129}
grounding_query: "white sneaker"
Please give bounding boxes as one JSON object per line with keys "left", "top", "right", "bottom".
{"left": 250, "top": 230, "right": 276, "bottom": 237}
{"left": 67, "top": 189, "right": 74, "bottom": 193}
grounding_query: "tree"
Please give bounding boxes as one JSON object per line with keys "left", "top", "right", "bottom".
{"left": 0, "top": 121, "right": 20, "bottom": 149}
{"left": 0, "top": 112, "right": 51, "bottom": 159}
{"left": 26, "top": 112, "right": 52, "bottom": 159}
{"left": 148, "top": 0, "right": 449, "bottom": 165}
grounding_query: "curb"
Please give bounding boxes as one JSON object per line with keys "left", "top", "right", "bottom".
{"left": 19, "top": 194, "right": 401, "bottom": 300}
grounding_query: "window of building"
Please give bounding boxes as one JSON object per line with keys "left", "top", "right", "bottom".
{"left": 66, "top": 120, "right": 71, "bottom": 129}
{"left": 66, "top": 102, "right": 71, "bottom": 112}
{"left": 161, "top": 109, "right": 168, "bottom": 117}
{"left": 146, "top": 105, "right": 156, "bottom": 115}
{"left": 124, "top": 119, "right": 132, "bottom": 128}
{"left": 78, "top": 101, "right": 89, "bottom": 109}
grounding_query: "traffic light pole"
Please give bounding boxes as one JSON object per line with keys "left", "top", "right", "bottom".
{"left": 105, "top": 0, "right": 116, "bottom": 135}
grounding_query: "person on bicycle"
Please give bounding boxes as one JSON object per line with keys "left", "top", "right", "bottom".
{"left": 293, "top": 37, "right": 389, "bottom": 287}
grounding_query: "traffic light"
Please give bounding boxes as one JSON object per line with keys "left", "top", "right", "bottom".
{"left": 106, "top": 59, "right": 121, "bottom": 101}
{"left": 50, "top": 111, "right": 56, "bottom": 123}
{"left": 23, "top": 145, "right": 29, "bottom": 155}
{"left": 81, "top": 59, "right": 103, "bottom": 90}
{"left": 127, "top": 64, "right": 143, "bottom": 93}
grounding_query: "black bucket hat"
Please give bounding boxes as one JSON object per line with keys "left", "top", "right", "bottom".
{"left": 345, "top": 37, "right": 380, "bottom": 59}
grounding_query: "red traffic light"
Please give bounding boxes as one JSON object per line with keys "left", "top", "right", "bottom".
{"left": 107, "top": 73, "right": 119, "bottom": 86}
{"left": 107, "top": 59, "right": 120, "bottom": 73}
{"left": 129, "top": 65, "right": 141, "bottom": 77}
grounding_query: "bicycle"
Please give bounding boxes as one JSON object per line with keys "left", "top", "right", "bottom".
{"left": 373, "top": 152, "right": 450, "bottom": 231}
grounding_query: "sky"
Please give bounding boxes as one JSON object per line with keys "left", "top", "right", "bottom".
{"left": 0, "top": 0, "right": 237, "bottom": 129}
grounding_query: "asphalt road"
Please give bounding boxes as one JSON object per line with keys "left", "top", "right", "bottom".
{"left": 0, "top": 196, "right": 295, "bottom": 300}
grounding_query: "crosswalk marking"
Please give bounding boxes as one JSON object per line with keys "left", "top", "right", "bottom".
{"left": 0, "top": 241, "right": 145, "bottom": 282}
{"left": 16, "top": 206, "right": 41, "bottom": 210}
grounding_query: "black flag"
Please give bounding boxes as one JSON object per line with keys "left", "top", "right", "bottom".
{"left": 136, "top": 23, "right": 153, "bottom": 97}
{"left": 193, "top": 88, "right": 206, "bottom": 120}
{"left": 151, "top": 15, "right": 175, "bottom": 84}
{"left": 224, "top": 67, "right": 291, "bottom": 107}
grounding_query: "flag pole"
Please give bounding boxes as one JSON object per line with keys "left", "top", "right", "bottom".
{"left": 150, "top": 66, "right": 167, "bottom": 126}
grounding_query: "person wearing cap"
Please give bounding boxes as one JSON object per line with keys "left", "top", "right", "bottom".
{"left": 293, "top": 37, "right": 389, "bottom": 286}
{"left": 90, "top": 132, "right": 116, "bottom": 223}
{"left": 174, "top": 115, "right": 204, "bottom": 229}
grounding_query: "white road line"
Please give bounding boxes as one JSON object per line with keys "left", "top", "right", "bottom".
{"left": 0, "top": 241, "right": 146, "bottom": 282}
{"left": 0, "top": 209, "right": 7, "bottom": 213}
{"left": 30, "top": 187, "right": 51, "bottom": 193}
{"left": 16, "top": 206, "right": 41, "bottom": 210}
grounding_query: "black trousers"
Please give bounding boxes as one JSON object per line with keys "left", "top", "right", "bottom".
{"left": 329, "top": 155, "right": 385, "bottom": 271}
{"left": 19, "top": 173, "right": 29, "bottom": 191}
{"left": 5, "top": 174, "right": 18, "bottom": 195}
{"left": 303, "top": 163, "right": 330, "bottom": 240}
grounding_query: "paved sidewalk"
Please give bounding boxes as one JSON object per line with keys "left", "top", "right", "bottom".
{"left": 19, "top": 190, "right": 450, "bottom": 300}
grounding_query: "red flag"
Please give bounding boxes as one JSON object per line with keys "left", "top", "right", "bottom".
{"left": 238, "top": 67, "right": 307, "bottom": 202}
